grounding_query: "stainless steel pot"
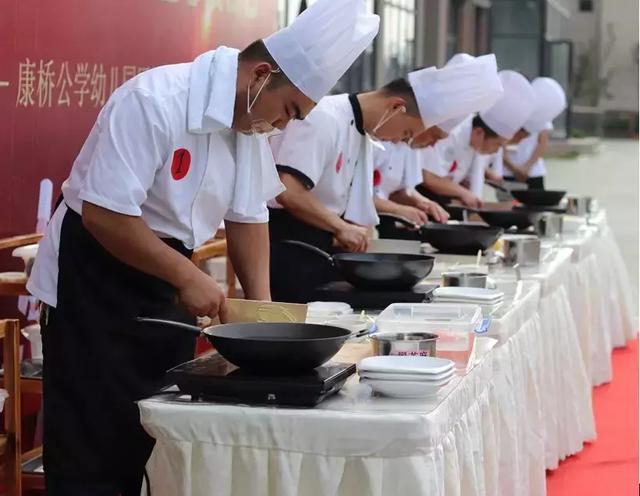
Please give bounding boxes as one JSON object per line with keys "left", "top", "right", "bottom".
{"left": 442, "top": 271, "right": 488, "bottom": 288}
{"left": 532, "top": 212, "right": 564, "bottom": 238}
{"left": 565, "top": 195, "right": 595, "bottom": 216}
{"left": 498, "top": 234, "right": 541, "bottom": 267}
{"left": 371, "top": 332, "right": 438, "bottom": 357}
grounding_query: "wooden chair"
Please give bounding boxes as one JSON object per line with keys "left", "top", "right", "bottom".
{"left": 191, "top": 239, "right": 239, "bottom": 298}
{"left": 0, "top": 319, "right": 44, "bottom": 495}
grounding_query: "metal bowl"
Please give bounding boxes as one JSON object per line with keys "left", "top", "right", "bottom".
{"left": 442, "top": 271, "right": 488, "bottom": 288}
{"left": 371, "top": 332, "right": 439, "bottom": 357}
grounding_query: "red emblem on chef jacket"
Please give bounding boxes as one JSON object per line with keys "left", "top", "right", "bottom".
{"left": 335, "top": 152, "right": 343, "bottom": 173}
{"left": 449, "top": 160, "right": 458, "bottom": 173}
{"left": 171, "top": 148, "right": 191, "bottom": 180}
{"left": 373, "top": 169, "right": 382, "bottom": 187}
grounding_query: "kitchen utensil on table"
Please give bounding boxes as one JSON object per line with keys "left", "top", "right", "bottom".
{"left": 358, "top": 355, "right": 454, "bottom": 376}
{"left": 224, "top": 299, "right": 308, "bottom": 323}
{"left": 136, "top": 318, "right": 350, "bottom": 372}
{"left": 511, "top": 189, "right": 567, "bottom": 207}
{"left": 442, "top": 271, "right": 488, "bottom": 288}
{"left": 312, "top": 281, "right": 438, "bottom": 310}
{"left": 371, "top": 332, "right": 439, "bottom": 357}
{"left": 419, "top": 224, "right": 503, "bottom": 255}
{"left": 281, "top": 240, "right": 435, "bottom": 290}
{"left": 476, "top": 209, "right": 541, "bottom": 230}
{"left": 495, "top": 234, "right": 541, "bottom": 267}
{"left": 531, "top": 212, "right": 564, "bottom": 238}
{"left": 565, "top": 195, "right": 596, "bottom": 216}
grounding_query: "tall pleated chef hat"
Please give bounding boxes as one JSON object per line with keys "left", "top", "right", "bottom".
{"left": 263, "top": 0, "right": 380, "bottom": 103}
{"left": 479, "top": 70, "right": 536, "bottom": 140}
{"left": 407, "top": 52, "right": 503, "bottom": 131}
{"left": 523, "top": 77, "right": 567, "bottom": 133}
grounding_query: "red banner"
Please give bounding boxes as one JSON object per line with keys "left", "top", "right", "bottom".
{"left": 0, "top": 0, "right": 278, "bottom": 239}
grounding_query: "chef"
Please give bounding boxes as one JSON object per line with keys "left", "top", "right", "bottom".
{"left": 268, "top": 57, "right": 499, "bottom": 301}
{"left": 374, "top": 53, "right": 504, "bottom": 227}
{"left": 26, "top": 0, "right": 378, "bottom": 493}
{"left": 420, "top": 70, "right": 536, "bottom": 208}
{"left": 492, "top": 77, "right": 567, "bottom": 189}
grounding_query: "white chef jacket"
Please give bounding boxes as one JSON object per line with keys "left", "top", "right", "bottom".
{"left": 420, "top": 116, "right": 487, "bottom": 197}
{"left": 374, "top": 142, "right": 422, "bottom": 200}
{"left": 269, "top": 94, "right": 377, "bottom": 225}
{"left": 29, "top": 55, "right": 274, "bottom": 308}
{"left": 491, "top": 125, "right": 551, "bottom": 179}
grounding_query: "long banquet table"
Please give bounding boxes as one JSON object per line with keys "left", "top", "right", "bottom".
{"left": 138, "top": 212, "right": 636, "bottom": 496}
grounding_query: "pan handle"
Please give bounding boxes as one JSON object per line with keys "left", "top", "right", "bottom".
{"left": 136, "top": 317, "right": 203, "bottom": 336}
{"left": 485, "top": 180, "right": 512, "bottom": 194}
{"left": 378, "top": 213, "right": 421, "bottom": 229}
{"left": 280, "top": 240, "right": 334, "bottom": 263}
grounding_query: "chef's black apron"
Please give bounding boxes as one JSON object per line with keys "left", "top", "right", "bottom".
{"left": 268, "top": 208, "right": 340, "bottom": 303}
{"left": 41, "top": 207, "right": 196, "bottom": 495}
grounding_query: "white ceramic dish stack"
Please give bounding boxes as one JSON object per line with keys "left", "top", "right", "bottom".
{"left": 431, "top": 287, "right": 504, "bottom": 316}
{"left": 358, "top": 356, "right": 455, "bottom": 398}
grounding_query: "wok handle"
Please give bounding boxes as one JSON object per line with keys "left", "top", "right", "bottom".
{"left": 280, "top": 240, "right": 334, "bottom": 263}
{"left": 485, "top": 180, "right": 511, "bottom": 193}
{"left": 135, "top": 317, "right": 203, "bottom": 336}
{"left": 378, "top": 213, "right": 421, "bottom": 229}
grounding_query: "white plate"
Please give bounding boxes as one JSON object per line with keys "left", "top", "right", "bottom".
{"left": 361, "top": 377, "right": 453, "bottom": 398}
{"left": 359, "top": 368, "right": 455, "bottom": 382}
{"left": 358, "top": 355, "right": 454, "bottom": 376}
{"left": 433, "top": 287, "right": 504, "bottom": 302}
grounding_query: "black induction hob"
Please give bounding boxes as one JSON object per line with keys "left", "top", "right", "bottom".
{"left": 311, "top": 281, "right": 438, "bottom": 310}
{"left": 166, "top": 353, "right": 356, "bottom": 408}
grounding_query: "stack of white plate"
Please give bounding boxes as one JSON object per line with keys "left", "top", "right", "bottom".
{"left": 358, "top": 356, "right": 455, "bottom": 398}
{"left": 432, "top": 287, "right": 504, "bottom": 316}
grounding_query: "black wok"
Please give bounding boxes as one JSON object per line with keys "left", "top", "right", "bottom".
{"left": 476, "top": 209, "right": 542, "bottom": 230}
{"left": 511, "top": 189, "right": 566, "bottom": 207}
{"left": 137, "top": 318, "right": 350, "bottom": 372}
{"left": 419, "top": 224, "right": 503, "bottom": 255}
{"left": 282, "top": 240, "right": 435, "bottom": 290}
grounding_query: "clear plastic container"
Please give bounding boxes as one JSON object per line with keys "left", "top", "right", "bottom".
{"left": 375, "top": 303, "right": 483, "bottom": 369}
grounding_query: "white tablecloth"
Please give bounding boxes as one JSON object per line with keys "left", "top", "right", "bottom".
{"left": 139, "top": 214, "right": 634, "bottom": 496}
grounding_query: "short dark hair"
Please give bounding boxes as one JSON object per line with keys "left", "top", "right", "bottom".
{"left": 239, "top": 40, "right": 291, "bottom": 86}
{"left": 472, "top": 115, "right": 499, "bottom": 138}
{"left": 381, "top": 78, "right": 420, "bottom": 116}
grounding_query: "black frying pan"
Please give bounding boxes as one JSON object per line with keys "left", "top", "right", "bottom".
{"left": 510, "top": 189, "right": 567, "bottom": 207}
{"left": 282, "top": 240, "right": 435, "bottom": 290}
{"left": 476, "top": 209, "right": 542, "bottom": 230}
{"left": 419, "top": 224, "right": 504, "bottom": 255}
{"left": 137, "top": 318, "right": 350, "bottom": 372}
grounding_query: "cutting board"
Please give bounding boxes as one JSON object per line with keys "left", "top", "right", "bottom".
{"left": 206, "top": 299, "right": 308, "bottom": 325}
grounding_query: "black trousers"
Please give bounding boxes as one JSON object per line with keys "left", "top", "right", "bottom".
{"left": 42, "top": 208, "right": 196, "bottom": 495}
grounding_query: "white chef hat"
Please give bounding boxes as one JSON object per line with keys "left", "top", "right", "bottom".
{"left": 523, "top": 77, "right": 567, "bottom": 133}
{"left": 479, "top": 70, "right": 536, "bottom": 140}
{"left": 263, "top": 0, "right": 380, "bottom": 103}
{"left": 407, "top": 53, "right": 503, "bottom": 130}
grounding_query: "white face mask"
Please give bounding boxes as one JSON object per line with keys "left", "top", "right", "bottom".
{"left": 240, "top": 69, "right": 281, "bottom": 135}
{"left": 370, "top": 105, "right": 406, "bottom": 141}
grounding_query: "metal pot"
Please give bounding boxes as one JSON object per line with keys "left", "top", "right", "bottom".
{"left": 498, "top": 234, "right": 541, "bottom": 267}
{"left": 565, "top": 195, "right": 595, "bottom": 216}
{"left": 532, "top": 212, "right": 564, "bottom": 238}
{"left": 371, "top": 332, "right": 438, "bottom": 357}
{"left": 442, "top": 271, "right": 488, "bottom": 288}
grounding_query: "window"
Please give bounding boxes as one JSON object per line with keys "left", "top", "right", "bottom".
{"left": 381, "top": 0, "right": 416, "bottom": 82}
{"left": 579, "top": 0, "right": 594, "bottom": 12}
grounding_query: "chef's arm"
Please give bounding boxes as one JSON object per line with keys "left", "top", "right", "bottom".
{"left": 484, "top": 168, "right": 503, "bottom": 184}
{"left": 373, "top": 196, "right": 428, "bottom": 226}
{"left": 522, "top": 131, "right": 548, "bottom": 171}
{"left": 421, "top": 170, "right": 481, "bottom": 208}
{"left": 502, "top": 155, "right": 528, "bottom": 183}
{"left": 276, "top": 173, "right": 349, "bottom": 234}
{"left": 82, "top": 202, "right": 225, "bottom": 317}
{"left": 225, "top": 221, "right": 271, "bottom": 301}
{"left": 387, "top": 190, "right": 450, "bottom": 223}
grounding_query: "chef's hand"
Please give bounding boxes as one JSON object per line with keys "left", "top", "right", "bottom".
{"left": 177, "top": 268, "right": 227, "bottom": 319}
{"left": 415, "top": 199, "right": 449, "bottom": 224}
{"left": 335, "top": 223, "right": 370, "bottom": 253}
{"left": 395, "top": 205, "right": 428, "bottom": 227}
{"left": 460, "top": 190, "right": 483, "bottom": 209}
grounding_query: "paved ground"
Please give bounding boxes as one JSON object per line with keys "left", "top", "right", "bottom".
{"left": 546, "top": 139, "right": 639, "bottom": 314}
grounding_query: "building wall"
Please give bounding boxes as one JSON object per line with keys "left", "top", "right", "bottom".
{"left": 599, "top": 0, "right": 639, "bottom": 113}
